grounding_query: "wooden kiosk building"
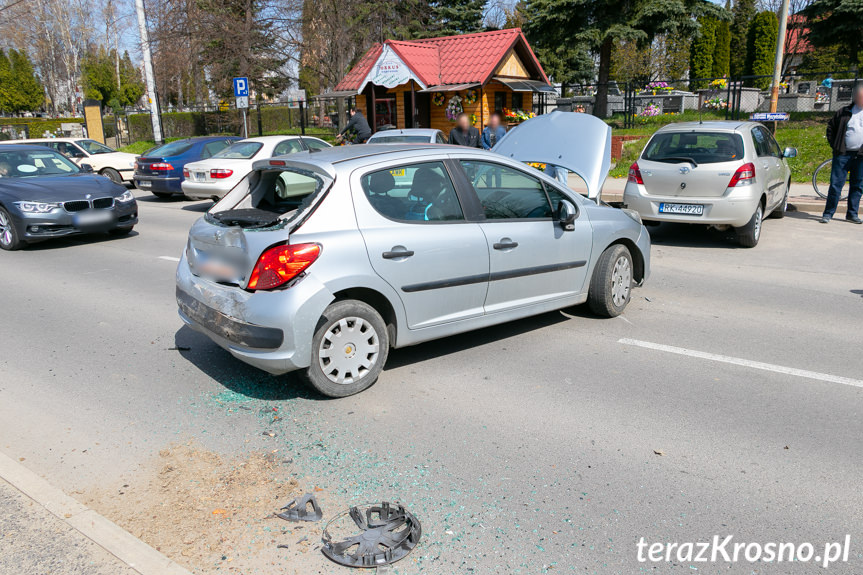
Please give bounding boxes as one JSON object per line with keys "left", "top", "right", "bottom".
{"left": 329, "top": 29, "right": 555, "bottom": 134}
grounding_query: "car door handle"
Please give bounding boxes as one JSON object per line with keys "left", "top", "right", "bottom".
{"left": 382, "top": 249, "right": 414, "bottom": 259}
{"left": 493, "top": 240, "right": 518, "bottom": 250}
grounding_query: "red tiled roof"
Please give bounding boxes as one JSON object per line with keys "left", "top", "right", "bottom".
{"left": 334, "top": 28, "right": 549, "bottom": 92}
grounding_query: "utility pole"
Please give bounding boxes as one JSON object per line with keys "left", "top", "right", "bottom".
{"left": 134, "top": 0, "right": 163, "bottom": 144}
{"left": 769, "top": 0, "right": 792, "bottom": 113}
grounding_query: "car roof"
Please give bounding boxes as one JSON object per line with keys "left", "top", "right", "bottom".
{"left": 655, "top": 121, "right": 754, "bottom": 133}
{"left": 235, "top": 135, "right": 325, "bottom": 144}
{"left": 13, "top": 138, "right": 88, "bottom": 143}
{"left": 279, "top": 143, "right": 459, "bottom": 164}
{"left": 0, "top": 144, "right": 64, "bottom": 152}
{"left": 370, "top": 128, "right": 440, "bottom": 137}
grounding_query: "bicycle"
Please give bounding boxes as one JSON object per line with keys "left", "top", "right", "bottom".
{"left": 812, "top": 158, "right": 849, "bottom": 200}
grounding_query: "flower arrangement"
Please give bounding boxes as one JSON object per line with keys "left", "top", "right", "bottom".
{"left": 640, "top": 103, "right": 661, "bottom": 117}
{"left": 503, "top": 109, "right": 536, "bottom": 123}
{"left": 708, "top": 78, "right": 728, "bottom": 90}
{"left": 432, "top": 92, "right": 445, "bottom": 106}
{"left": 643, "top": 81, "right": 673, "bottom": 94}
{"left": 445, "top": 95, "right": 463, "bottom": 121}
{"left": 464, "top": 89, "right": 478, "bottom": 105}
{"left": 469, "top": 113, "right": 478, "bottom": 125}
{"left": 703, "top": 97, "right": 728, "bottom": 110}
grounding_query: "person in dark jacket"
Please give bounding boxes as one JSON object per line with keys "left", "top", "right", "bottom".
{"left": 481, "top": 113, "right": 507, "bottom": 150}
{"left": 821, "top": 84, "right": 863, "bottom": 223}
{"left": 448, "top": 113, "right": 481, "bottom": 148}
{"left": 337, "top": 108, "right": 372, "bottom": 144}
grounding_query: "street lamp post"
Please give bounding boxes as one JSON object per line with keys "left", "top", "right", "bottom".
{"left": 134, "top": 0, "right": 163, "bottom": 144}
{"left": 769, "top": 0, "right": 792, "bottom": 114}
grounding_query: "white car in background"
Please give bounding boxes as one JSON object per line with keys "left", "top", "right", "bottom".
{"left": 181, "top": 135, "right": 331, "bottom": 200}
{"left": 367, "top": 128, "right": 447, "bottom": 144}
{"left": 15, "top": 138, "right": 137, "bottom": 184}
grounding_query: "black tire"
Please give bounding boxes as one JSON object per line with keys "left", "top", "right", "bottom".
{"left": 304, "top": 300, "right": 389, "bottom": 398}
{"left": 109, "top": 226, "right": 134, "bottom": 236}
{"left": 152, "top": 191, "right": 173, "bottom": 199}
{"left": 769, "top": 183, "right": 789, "bottom": 219}
{"left": 736, "top": 202, "right": 764, "bottom": 248}
{"left": 0, "top": 206, "right": 23, "bottom": 251}
{"left": 587, "top": 244, "right": 633, "bottom": 318}
{"left": 100, "top": 168, "right": 122, "bottom": 184}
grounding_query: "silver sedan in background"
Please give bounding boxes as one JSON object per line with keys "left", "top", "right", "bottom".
{"left": 366, "top": 128, "right": 447, "bottom": 144}
{"left": 176, "top": 112, "right": 650, "bottom": 398}
{"left": 623, "top": 121, "right": 796, "bottom": 247}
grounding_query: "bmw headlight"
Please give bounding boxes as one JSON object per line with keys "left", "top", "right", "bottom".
{"left": 116, "top": 190, "right": 135, "bottom": 203}
{"left": 621, "top": 208, "right": 642, "bottom": 225}
{"left": 15, "top": 201, "right": 61, "bottom": 213}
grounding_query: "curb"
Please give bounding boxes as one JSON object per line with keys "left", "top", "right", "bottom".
{"left": 0, "top": 451, "right": 191, "bottom": 575}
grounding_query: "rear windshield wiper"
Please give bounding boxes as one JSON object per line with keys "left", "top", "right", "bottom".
{"left": 652, "top": 156, "right": 699, "bottom": 167}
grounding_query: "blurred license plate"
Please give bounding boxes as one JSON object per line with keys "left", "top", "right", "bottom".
{"left": 194, "top": 172, "right": 207, "bottom": 182}
{"left": 660, "top": 203, "right": 703, "bottom": 215}
{"left": 75, "top": 211, "right": 113, "bottom": 226}
{"left": 137, "top": 180, "right": 151, "bottom": 188}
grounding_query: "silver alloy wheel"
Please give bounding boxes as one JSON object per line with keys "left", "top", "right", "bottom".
{"left": 317, "top": 316, "right": 380, "bottom": 385}
{"left": 0, "top": 210, "right": 11, "bottom": 247}
{"left": 611, "top": 255, "right": 632, "bottom": 307}
{"left": 754, "top": 205, "right": 763, "bottom": 241}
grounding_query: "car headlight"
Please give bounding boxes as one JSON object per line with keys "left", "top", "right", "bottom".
{"left": 621, "top": 208, "right": 642, "bottom": 225}
{"left": 15, "top": 201, "right": 62, "bottom": 213}
{"left": 116, "top": 190, "right": 135, "bottom": 203}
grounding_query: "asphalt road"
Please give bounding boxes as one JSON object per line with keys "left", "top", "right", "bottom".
{"left": 1, "top": 192, "right": 862, "bottom": 574}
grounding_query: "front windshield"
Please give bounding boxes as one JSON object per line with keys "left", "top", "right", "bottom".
{"left": 370, "top": 135, "right": 430, "bottom": 144}
{"left": 213, "top": 141, "right": 264, "bottom": 159}
{"left": 0, "top": 149, "right": 80, "bottom": 178}
{"left": 76, "top": 140, "right": 115, "bottom": 154}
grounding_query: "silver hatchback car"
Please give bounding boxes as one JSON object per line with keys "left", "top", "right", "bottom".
{"left": 623, "top": 121, "right": 797, "bottom": 247}
{"left": 176, "top": 112, "right": 651, "bottom": 397}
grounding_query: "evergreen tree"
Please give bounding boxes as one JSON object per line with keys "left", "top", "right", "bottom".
{"left": 744, "top": 11, "right": 777, "bottom": 89}
{"left": 730, "top": 0, "right": 756, "bottom": 77}
{"left": 689, "top": 18, "right": 716, "bottom": 88}
{"left": 1, "top": 49, "right": 43, "bottom": 113}
{"left": 430, "top": 0, "right": 486, "bottom": 36}
{"left": 801, "top": 0, "right": 863, "bottom": 68}
{"left": 713, "top": 16, "right": 731, "bottom": 78}
{"left": 0, "top": 51, "right": 12, "bottom": 114}
{"left": 82, "top": 47, "right": 145, "bottom": 110}
{"left": 522, "top": 0, "right": 722, "bottom": 118}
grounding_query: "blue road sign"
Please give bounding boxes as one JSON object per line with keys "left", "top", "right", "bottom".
{"left": 233, "top": 77, "right": 249, "bottom": 98}
{"left": 749, "top": 112, "right": 790, "bottom": 122}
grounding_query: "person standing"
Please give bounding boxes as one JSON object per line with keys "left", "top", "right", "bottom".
{"left": 481, "top": 113, "right": 507, "bottom": 150}
{"left": 336, "top": 107, "right": 372, "bottom": 144}
{"left": 448, "top": 113, "right": 481, "bottom": 148}
{"left": 821, "top": 84, "right": 863, "bottom": 224}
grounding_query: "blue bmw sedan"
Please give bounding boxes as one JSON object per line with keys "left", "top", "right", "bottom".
{"left": 0, "top": 145, "right": 138, "bottom": 251}
{"left": 134, "top": 136, "right": 240, "bottom": 198}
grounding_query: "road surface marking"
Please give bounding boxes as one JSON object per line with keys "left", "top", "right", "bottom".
{"left": 159, "top": 256, "right": 180, "bottom": 262}
{"left": 618, "top": 338, "right": 863, "bottom": 388}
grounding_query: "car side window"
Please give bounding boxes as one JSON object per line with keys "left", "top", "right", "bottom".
{"left": 436, "top": 133, "right": 447, "bottom": 144}
{"left": 544, "top": 184, "right": 570, "bottom": 214}
{"left": 273, "top": 139, "right": 305, "bottom": 156}
{"left": 304, "top": 139, "right": 329, "bottom": 151}
{"left": 459, "top": 160, "right": 553, "bottom": 219}
{"left": 751, "top": 128, "right": 770, "bottom": 157}
{"left": 360, "top": 161, "right": 464, "bottom": 222}
{"left": 760, "top": 127, "right": 783, "bottom": 157}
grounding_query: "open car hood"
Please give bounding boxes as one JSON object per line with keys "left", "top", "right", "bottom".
{"left": 493, "top": 110, "right": 612, "bottom": 200}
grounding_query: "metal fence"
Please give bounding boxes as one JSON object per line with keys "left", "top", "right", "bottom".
{"left": 554, "top": 71, "right": 861, "bottom": 128}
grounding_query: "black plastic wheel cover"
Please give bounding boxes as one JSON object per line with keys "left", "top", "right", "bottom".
{"left": 321, "top": 502, "right": 421, "bottom": 568}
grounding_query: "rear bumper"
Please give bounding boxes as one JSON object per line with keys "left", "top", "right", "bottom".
{"left": 134, "top": 174, "right": 182, "bottom": 194}
{"left": 180, "top": 180, "right": 232, "bottom": 200}
{"left": 623, "top": 182, "right": 762, "bottom": 228}
{"left": 175, "top": 254, "right": 334, "bottom": 375}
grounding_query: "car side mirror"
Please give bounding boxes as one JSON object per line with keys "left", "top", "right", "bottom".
{"left": 79, "top": 163, "right": 94, "bottom": 173}
{"left": 557, "top": 199, "right": 577, "bottom": 231}
{"left": 783, "top": 147, "right": 797, "bottom": 158}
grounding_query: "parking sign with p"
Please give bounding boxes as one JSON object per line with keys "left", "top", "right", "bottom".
{"left": 233, "top": 77, "right": 249, "bottom": 97}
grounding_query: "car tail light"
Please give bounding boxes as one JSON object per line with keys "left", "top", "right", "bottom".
{"left": 728, "top": 162, "right": 756, "bottom": 187}
{"left": 269, "top": 160, "right": 286, "bottom": 166}
{"left": 627, "top": 162, "right": 644, "bottom": 184}
{"left": 247, "top": 243, "right": 320, "bottom": 290}
{"left": 150, "top": 162, "right": 174, "bottom": 171}
{"left": 210, "top": 169, "right": 233, "bottom": 179}
{"left": 183, "top": 168, "right": 190, "bottom": 178}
